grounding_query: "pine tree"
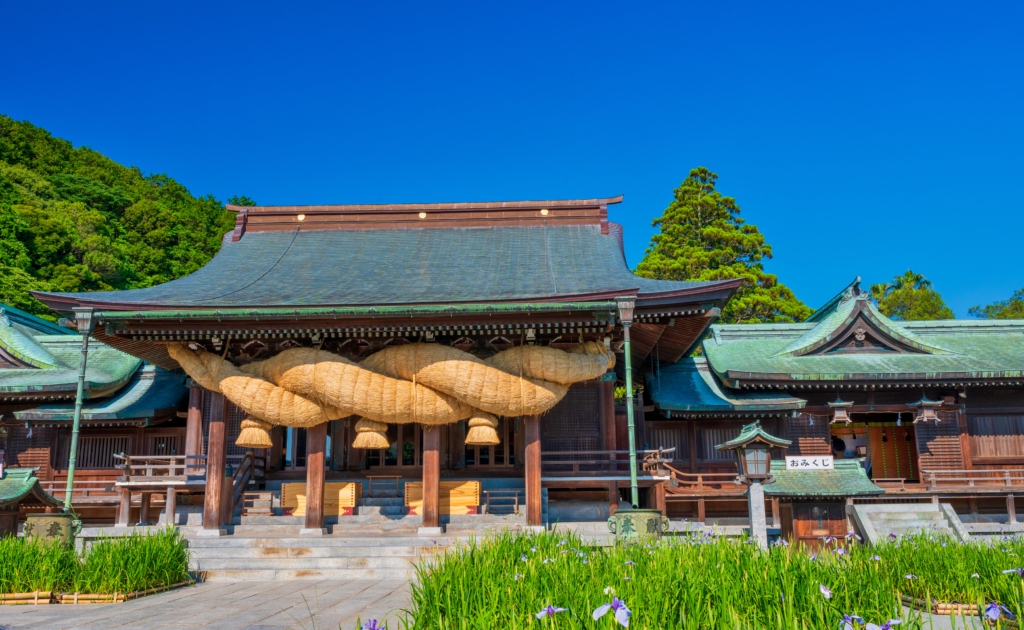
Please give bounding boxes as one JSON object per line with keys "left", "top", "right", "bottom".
{"left": 969, "top": 288, "right": 1024, "bottom": 319}
{"left": 635, "top": 167, "right": 811, "bottom": 323}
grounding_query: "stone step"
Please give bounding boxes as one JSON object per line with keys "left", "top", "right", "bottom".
{"left": 186, "top": 536, "right": 459, "bottom": 548}
{"left": 358, "top": 498, "right": 404, "bottom": 506}
{"left": 199, "top": 568, "right": 414, "bottom": 581}
{"left": 191, "top": 556, "right": 416, "bottom": 570}
{"left": 357, "top": 505, "right": 406, "bottom": 516}
{"left": 877, "top": 525, "right": 951, "bottom": 536}
{"left": 871, "top": 512, "right": 945, "bottom": 521}
{"left": 189, "top": 546, "right": 429, "bottom": 558}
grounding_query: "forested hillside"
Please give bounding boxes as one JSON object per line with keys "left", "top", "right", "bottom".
{"left": 0, "top": 115, "right": 251, "bottom": 320}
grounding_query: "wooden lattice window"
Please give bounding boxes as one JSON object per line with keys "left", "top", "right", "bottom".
{"left": 915, "top": 412, "right": 964, "bottom": 470}
{"left": 541, "top": 386, "right": 601, "bottom": 465}
{"left": 696, "top": 425, "right": 742, "bottom": 462}
{"left": 145, "top": 434, "right": 184, "bottom": 456}
{"left": 646, "top": 426, "right": 688, "bottom": 463}
{"left": 57, "top": 435, "right": 133, "bottom": 470}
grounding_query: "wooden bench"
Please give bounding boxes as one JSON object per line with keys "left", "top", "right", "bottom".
{"left": 281, "top": 482, "right": 362, "bottom": 516}
{"left": 405, "top": 481, "right": 480, "bottom": 515}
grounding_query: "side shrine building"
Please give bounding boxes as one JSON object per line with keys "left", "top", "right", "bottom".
{"left": 8, "top": 196, "right": 1022, "bottom": 541}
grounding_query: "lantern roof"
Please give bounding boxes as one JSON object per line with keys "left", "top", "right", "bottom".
{"left": 715, "top": 421, "right": 792, "bottom": 452}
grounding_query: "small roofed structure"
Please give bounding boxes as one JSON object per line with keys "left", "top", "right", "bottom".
{"left": 0, "top": 468, "right": 61, "bottom": 537}
{"left": 764, "top": 459, "right": 885, "bottom": 499}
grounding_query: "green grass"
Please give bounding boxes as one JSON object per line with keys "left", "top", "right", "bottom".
{"left": 0, "top": 526, "right": 191, "bottom": 594}
{"left": 389, "top": 529, "right": 1024, "bottom": 629}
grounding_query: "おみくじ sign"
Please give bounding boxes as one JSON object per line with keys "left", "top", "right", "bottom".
{"left": 785, "top": 456, "right": 834, "bottom": 471}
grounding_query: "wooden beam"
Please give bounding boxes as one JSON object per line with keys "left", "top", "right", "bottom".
{"left": 202, "top": 391, "right": 228, "bottom": 532}
{"left": 305, "top": 423, "right": 327, "bottom": 531}
{"left": 422, "top": 425, "right": 441, "bottom": 529}
{"left": 525, "top": 415, "right": 542, "bottom": 527}
{"left": 185, "top": 386, "right": 203, "bottom": 459}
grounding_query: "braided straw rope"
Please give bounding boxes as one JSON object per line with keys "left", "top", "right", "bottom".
{"left": 168, "top": 341, "right": 614, "bottom": 449}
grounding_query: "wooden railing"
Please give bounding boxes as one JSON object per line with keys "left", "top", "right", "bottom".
{"left": 921, "top": 469, "right": 1024, "bottom": 490}
{"left": 539, "top": 448, "right": 675, "bottom": 475}
{"left": 663, "top": 463, "right": 745, "bottom": 495}
{"left": 114, "top": 453, "right": 207, "bottom": 482}
{"left": 39, "top": 480, "right": 121, "bottom": 505}
{"left": 227, "top": 453, "right": 258, "bottom": 519}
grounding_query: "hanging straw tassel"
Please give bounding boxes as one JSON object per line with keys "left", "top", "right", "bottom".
{"left": 465, "top": 413, "right": 500, "bottom": 446}
{"left": 235, "top": 417, "right": 274, "bottom": 448}
{"left": 352, "top": 418, "right": 390, "bottom": 449}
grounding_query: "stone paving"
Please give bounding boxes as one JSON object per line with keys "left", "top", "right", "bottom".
{"left": 1, "top": 580, "right": 411, "bottom": 630}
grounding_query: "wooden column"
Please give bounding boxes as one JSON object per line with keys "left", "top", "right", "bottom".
{"left": 608, "top": 481, "right": 618, "bottom": 517}
{"left": 525, "top": 415, "right": 542, "bottom": 527}
{"left": 655, "top": 482, "right": 666, "bottom": 516}
{"left": 304, "top": 422, "right": 327, "bottom": 532}
{"left": 771, "top": 498, "right": 781, "bottom": 528}
{"left": 422, "top": 425, "right": 441, "bottom": 530}
{"left": 184, "top": 385, "right": 203, "bottom": 459}
{"left": 202, "top": 392, "right": 229, "bottom": 532}
{"left": 697, "top": 498, "right": 706, "bottom": 524}
{"left": 139, "top": 493, "right": 152, "bottom": 525}
{"left": 689, "top": 421, "right": 699, "bottom": 473}
{"left": 165, "top": 488, "right": 177, "bottom": 526}
{"left": 1009, "top": 494, "right": 1018, "bottom": 525}
{"left": 116, "top": 488, "right": 131, "bottom": 527}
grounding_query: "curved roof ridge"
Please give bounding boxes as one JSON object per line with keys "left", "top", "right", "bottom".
{"left": 0, "top": 314, "right": 65, "bottom": 369}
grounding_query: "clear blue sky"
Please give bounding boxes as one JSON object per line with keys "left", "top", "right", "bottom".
{"left": 4, "top": 2, "right": 1022, "bottom": 316}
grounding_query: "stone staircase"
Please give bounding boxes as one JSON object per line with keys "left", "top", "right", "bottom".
{"left": 187, "top": 534, "right": 455, "bottom": 581}
{"left": 850, "top": 503, "right": 970, "bottom": 545}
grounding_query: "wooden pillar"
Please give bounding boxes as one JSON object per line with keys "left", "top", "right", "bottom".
{"left": 422, "top": 425, "right": 441, "bottom": 530}
{"left": 697, "top": 498, "right": 706, "bottom": 524}
{"left": 116, "top": 488, "right": 131, "bottom": 527}
{"left": 304, "top": 422, "right": 327, "bottom": 532}
{"left": 655, "top": 482, "right": 666, "bottom": 516}
{"left": 608, "top": 481, "right": 618, "bottom": 517}
{"left": 202, "top": 392, "right": 229, "bottom": 532}
{"left": 525, "top": 415, "right": 542, "bottom": 527}
{"left": 165, "top": 488, "right": 177, "bottom": 526}
{"left": 185, "top": 385, "right": 203, "bottom": 459}
{"left": 771, "top": 498, "right": 781, "bottom": 528}
{"left": 139, "top": 493, "right": 151, "bottom": 526}
{"left": 1009, "top": 494, "right": 1018, "bottom": 524}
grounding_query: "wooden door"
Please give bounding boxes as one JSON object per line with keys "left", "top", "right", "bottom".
{"left": 869, "top": 426, "right": 917, "bottom": 481}
{"left": 791, "top": 502, "right": 846, "bottom": 550}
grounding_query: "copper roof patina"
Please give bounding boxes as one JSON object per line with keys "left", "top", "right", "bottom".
{"left": 0, "top": 468, "right": 61, "bottom": 509}
{"left": 764, "top": 459, "right": 886, "bottom": 497}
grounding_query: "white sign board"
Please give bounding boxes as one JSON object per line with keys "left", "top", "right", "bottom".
{"left": 785, "top": 456, "right": 834, "bottom": 471}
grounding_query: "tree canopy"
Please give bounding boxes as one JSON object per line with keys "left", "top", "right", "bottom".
{"left": 969, "top": 287, "right": 1024, "bottom": 319}
{"left": 0, "top": 115, "right": 246, "bottom": 320}
{"left": 869, "top": 270, "right": 954, "bottom": 321}
{"left": 634, "top": 167, "right": 811, "bottom": 324}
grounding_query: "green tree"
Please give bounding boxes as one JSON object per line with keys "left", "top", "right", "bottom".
{"left": 0, "top": 115, "right": 244, "bottom": 316}
{"left": 228, "top": 195, "right": 258, "bottom": 207}
{"left": 870, "top": 270, "right": 954, "bottom": 321}
{"left": 635, "top": 167, "right": 811, "bottom": 323}
{"left": 969, "top": 288, "right": 1024, "bottom": 319}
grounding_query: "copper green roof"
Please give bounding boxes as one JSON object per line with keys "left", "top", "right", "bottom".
{"left": 764, "top": 459, "right": 885, "bottom": 497}
{"left": 0, "top": 303, "right": 143, "bottom": 400}
{"left": 716, "top": 421, "right": 791, "bottom": 450}
{"left": 0, "top": 468, "right": 61, "bottom": 509}
{"left": 704, "top": 285, "right": 1024, "bottom": 384}
{"left": 35, "top": 224, "right": 735, "bottom": 311}
{"left": 13, "top": 365, "right": 186, "bottom": 423}
{"left": 645, "top": 358, "right": 805, "bottom": 415}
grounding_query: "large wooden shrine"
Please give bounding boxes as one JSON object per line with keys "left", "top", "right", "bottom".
{"left": 31, "top": 197, "right": 740, "bottom": 532}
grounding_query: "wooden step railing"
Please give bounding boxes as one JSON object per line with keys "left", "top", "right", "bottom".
{"left": 366, "top": 475, "right": 401, "bottom": 498}
{"left": 539, "top": 448, "right": 675, "bottom": 475}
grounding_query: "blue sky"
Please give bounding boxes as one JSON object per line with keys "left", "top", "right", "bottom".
{"left": 4, "top": 2, "right": 1021, "bottom": 316}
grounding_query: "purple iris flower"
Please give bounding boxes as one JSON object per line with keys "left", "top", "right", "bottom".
{"left": 1003, "top": 567, "right": 1024, "bottom": 577}
{"left": 557, "top": 540, "right": 567, "bottom": 547}
{"left": 865, "top": 620, "right": 901, "bottom": 630}
{"left": 986, "top": 602, "right": 1015, "bottom": 621}
{"left": 543, "top": 558, "right": 554, "bottom": 564}
{"left": 593, "top": 597, "right": 632, "bottom": 627}
{"left": 624, "top": 560, "right": 636, "bottom": 566}
{"left": 513, "top": 573, "right": 523, "bottom": 581}
{"left": 535, "top": 605, "right": 569, "bottom": 620}
{"left": 810, "top": 554, "right": 818, "bottom": 561}
{"left": 888, "top": 533, "right": 898, "bottom": 540}
{"left": 520, "top": 555, "right": 529, "bottom": 562}
{"left": 841, "top": 614, "right": 865, "bottom": 630}
{"left": 870, "top": 555, "right": 881, "bottom": 561}
{"left": 904, "top": 574, "right": 917, "bottom": 580}
{"left": 835, "top": 548, "right": 847, "bottom": 556}
{"left": 845, "top": 532, "right": 862, "bottom": 541}
{"left": 361, "top": 621, "right": 381, "bottom": 630}
{"left": 819, "top": 584, "right": 832, "bottom": 599}
{"left": 530, "top": 546, "right": 538, "bottom": 553}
